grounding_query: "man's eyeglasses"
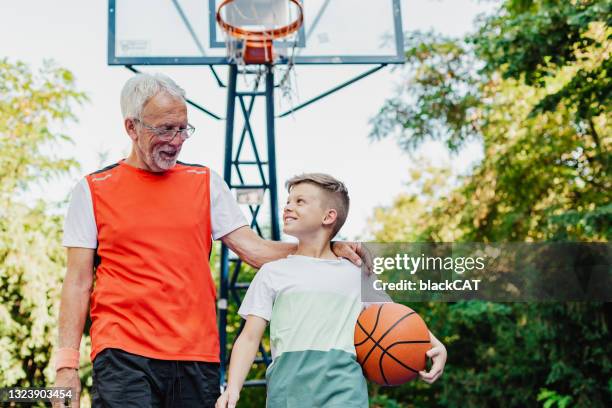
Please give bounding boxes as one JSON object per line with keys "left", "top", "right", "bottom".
{"left": 134, "top": 118, "right": 195, "bottom": 141}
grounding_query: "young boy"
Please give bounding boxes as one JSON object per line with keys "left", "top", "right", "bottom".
{"left": 216, "top": 174, "right": 446, "bottom": 408}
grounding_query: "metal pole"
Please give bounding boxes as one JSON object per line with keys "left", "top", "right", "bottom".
{"left": 219, "top": 64, "right": 238, "bottom": 385}
{"left": 277, "top": 64, "right": 387, "bottom": 118}
{"left": 265, "top": 66, "right": 281, "bottom": 241}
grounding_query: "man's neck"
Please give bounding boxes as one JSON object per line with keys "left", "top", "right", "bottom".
{"left": 124, "top": 150, "right": 150, "bottom": 171}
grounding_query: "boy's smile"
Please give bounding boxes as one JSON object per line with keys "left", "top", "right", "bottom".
{"left": 283, "top": 183, "right": 331, "bottom": 238}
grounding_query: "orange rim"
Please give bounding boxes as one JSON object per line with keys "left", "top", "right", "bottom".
{"left": 216, "top": 0, "right": 304, "bottom": 47}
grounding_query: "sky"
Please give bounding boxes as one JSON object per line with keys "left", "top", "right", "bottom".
{"left": 1, "top": 0, "right": 497, "bottom": 240}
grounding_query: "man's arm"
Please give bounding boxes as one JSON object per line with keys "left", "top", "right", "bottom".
{"left": 53, "top": 247, "right": 95, "bottom": 408}
{"left": 58, "top": 247, "right": 95, "bottom": 348}
{"left": 221, "top": 226, "right": 295, "bottom": 269}
{"left": 221, "top": 226, "right": 365, "bottom": 269}
{"left": 216, "top": 316, "right": 268, "bottom": 408}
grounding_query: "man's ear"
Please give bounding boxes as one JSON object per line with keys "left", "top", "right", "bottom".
{"left": 322, "top": 209, "right": 337, "bottom": 226}
{"left": 125, "top": 118, "right": 138, "bottom": 141}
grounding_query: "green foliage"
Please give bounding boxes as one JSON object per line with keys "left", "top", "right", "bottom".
{"left": 0, "top": 203, "right": 64, "bottom": 387}
{"left": 537, "top": 388, "right": 573, "bottom": 408}
{"left": 0, "top": 59, "right": 85, "bottom": 196}
{"left": 363, "top": 302, "right": 611, "bottom": 408}
{"left": 369, "top": 393, "right": 404, "bottom": 408}
{"left": 367, "top": 1, "right": 611, "bottom": 407}
{"left": 0, "top": 59, "right": 85, "bottom": 396}
{"left": 369, "top": 31, "right": 483, "bottom": 152}
{"left": 475, "top": 1, "right": 610, "bottom": 84}
{"left": 370, "top": 1, "right": 610, "bottom": 243}
{"left": 472, "top": 2, "right": 611, "bottom": 204}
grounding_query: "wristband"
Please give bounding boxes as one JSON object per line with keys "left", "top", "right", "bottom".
{"left": 55, "top": 348, "right": 80, "bottom": 371}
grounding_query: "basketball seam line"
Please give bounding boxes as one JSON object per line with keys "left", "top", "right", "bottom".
{"left": 358, "top": 304, "right": 387, "bottom": 364}
{"left": 379, "top": 340, "right": 430, "bottom": 384}
{"left": 355, "top": 320, "right": 372, "bottom": 347}
{"left": 374, "top": 312, "right": 418, "bottom": 385}
{"left": 361, "top": 310, "right": 416, "bottom": 367}
{"left": 355, "top": 303, "right": 384, "bottom": 348}
{"left": 371, "top": 311, "right": 417, "bottom": 348}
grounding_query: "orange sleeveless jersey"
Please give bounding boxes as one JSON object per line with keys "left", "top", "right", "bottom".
{"left": 86, "top": 161, "right": 218, "bottom": 362}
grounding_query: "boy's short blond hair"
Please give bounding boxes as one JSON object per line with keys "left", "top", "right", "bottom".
{"left": 285, "top": 173, "right": 350, "bottom": 237}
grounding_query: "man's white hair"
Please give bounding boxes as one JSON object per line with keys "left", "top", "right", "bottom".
{"left": 120, "top": 73, "right": 186, "bottom": 119}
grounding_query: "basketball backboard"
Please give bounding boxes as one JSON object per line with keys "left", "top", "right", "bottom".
{"left": 108, "top": 0, "right": 404, "bottom": 65}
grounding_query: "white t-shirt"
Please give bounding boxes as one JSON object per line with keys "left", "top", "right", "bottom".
{"left": 238, "top": 255, "right": 369, "bottom": 358}
{"left": 237, "top": 255, "right": 372, "bottom": 407}
{"left": 62, "top": 168, "right": 247, "bottom": 248}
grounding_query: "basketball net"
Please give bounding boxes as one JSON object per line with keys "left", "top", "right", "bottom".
{"left": 217, "top": 0, "right": 303, "bottom": 108}
{"left": 222, "top": 35, "right": 300, "bottom": 111}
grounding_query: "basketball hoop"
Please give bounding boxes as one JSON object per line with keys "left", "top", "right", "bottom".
{"left": 216, "top": 0, "right": 304, "bottom": 65}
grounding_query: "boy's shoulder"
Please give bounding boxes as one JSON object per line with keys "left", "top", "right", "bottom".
{"left": 260, "top": 255, "right": 359, "bottom": 273}
{"left": 259, "top": 256, "right": 300, "bottom": 272}
{"left": 256, "top": 257, "right": 300, "bottom": 284}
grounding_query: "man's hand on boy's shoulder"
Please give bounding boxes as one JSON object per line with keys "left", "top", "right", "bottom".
{"left": 331, "top": 241, "right": 374, "bottom": 273}
{"left": 419, "top": 332, "right": 447, "bottom": 384}
{"left": 216, "top": 388, "right": 239, "bottom": 408}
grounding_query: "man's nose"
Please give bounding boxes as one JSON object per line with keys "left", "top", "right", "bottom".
{"left": 169, "top": 133, "right": 184, "bottom": 147}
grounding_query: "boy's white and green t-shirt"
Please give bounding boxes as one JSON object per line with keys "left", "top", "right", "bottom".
{"left": 238, "top": 255, "right": 368, "bottom": 408}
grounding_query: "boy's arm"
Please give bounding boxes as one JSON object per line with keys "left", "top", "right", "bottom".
{"left": 216, "top": 315, "right": 268, "bottom": 408}
{"left": 419, "top": 330, "right": 447, "bottom": 384}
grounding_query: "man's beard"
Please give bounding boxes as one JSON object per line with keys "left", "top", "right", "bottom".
{"left": 137, "top": 139, "right": 180, "bottom": 172}
{"left": 151, "top": 145, "right": 180, "bottom": 170}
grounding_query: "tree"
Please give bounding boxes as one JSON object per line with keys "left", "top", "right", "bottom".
{"left": 0, "top": 59, "right": 86, "bottom": 397}
{"left": 366, "top": 1, "right": 610, "bottom": 406}
{"left": 370, "top": 1, "right": 610, "bottom": 242}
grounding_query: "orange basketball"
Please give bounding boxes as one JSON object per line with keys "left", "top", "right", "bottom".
{"left": 355, "top": 303, "right": 431, "bottom": 386}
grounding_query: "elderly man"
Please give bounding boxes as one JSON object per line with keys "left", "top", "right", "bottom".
{"left": 54, "top": 73, "right": 362, "bottom": 407}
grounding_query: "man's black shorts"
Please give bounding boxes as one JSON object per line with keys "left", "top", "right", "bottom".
{"left": 91, "top": 348, "right": 220, "bottom": 408}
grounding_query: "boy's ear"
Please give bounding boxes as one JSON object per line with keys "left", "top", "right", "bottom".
{"left": 322, "top": 209, "right": 337, "bottom": 226}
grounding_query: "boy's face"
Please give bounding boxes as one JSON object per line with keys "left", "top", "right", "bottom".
{"left": 283, "top": 183, "right": 335, "bottom": 238}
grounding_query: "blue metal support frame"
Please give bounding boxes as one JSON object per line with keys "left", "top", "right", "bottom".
{"left": 218, "top": 65, "right": 238, "bottom": 386}
{"left": 218, "top": 65, "right": 278, "bottom": 387}
{"left": 265, "top": 67, "right": 281, "bottom": 241}
{"left": 278, "top": 64, "right": 387, "bottom": 118}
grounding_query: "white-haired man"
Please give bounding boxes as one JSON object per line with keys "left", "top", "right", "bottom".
{"left": 53, "top": 73, "right": 363, "bottom": 407}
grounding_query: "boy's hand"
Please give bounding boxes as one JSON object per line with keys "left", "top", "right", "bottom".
{"left": 216, "top": 389, "right": 239, "bottom": 408}
{"left": 419, "top": 333, "right": 447, "bottom": 384}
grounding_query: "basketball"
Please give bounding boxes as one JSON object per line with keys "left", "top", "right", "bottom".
{"left": 355, "top": 303, "right": 431, "bottom": 386}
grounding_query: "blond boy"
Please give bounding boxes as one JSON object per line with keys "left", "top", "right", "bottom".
{"left": 216, "top": 174, "right": 446, "bottom": 408}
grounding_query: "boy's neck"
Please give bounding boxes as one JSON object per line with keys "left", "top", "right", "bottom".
{"left": 294, "top": 235, "right": 337, "bottom": 260}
